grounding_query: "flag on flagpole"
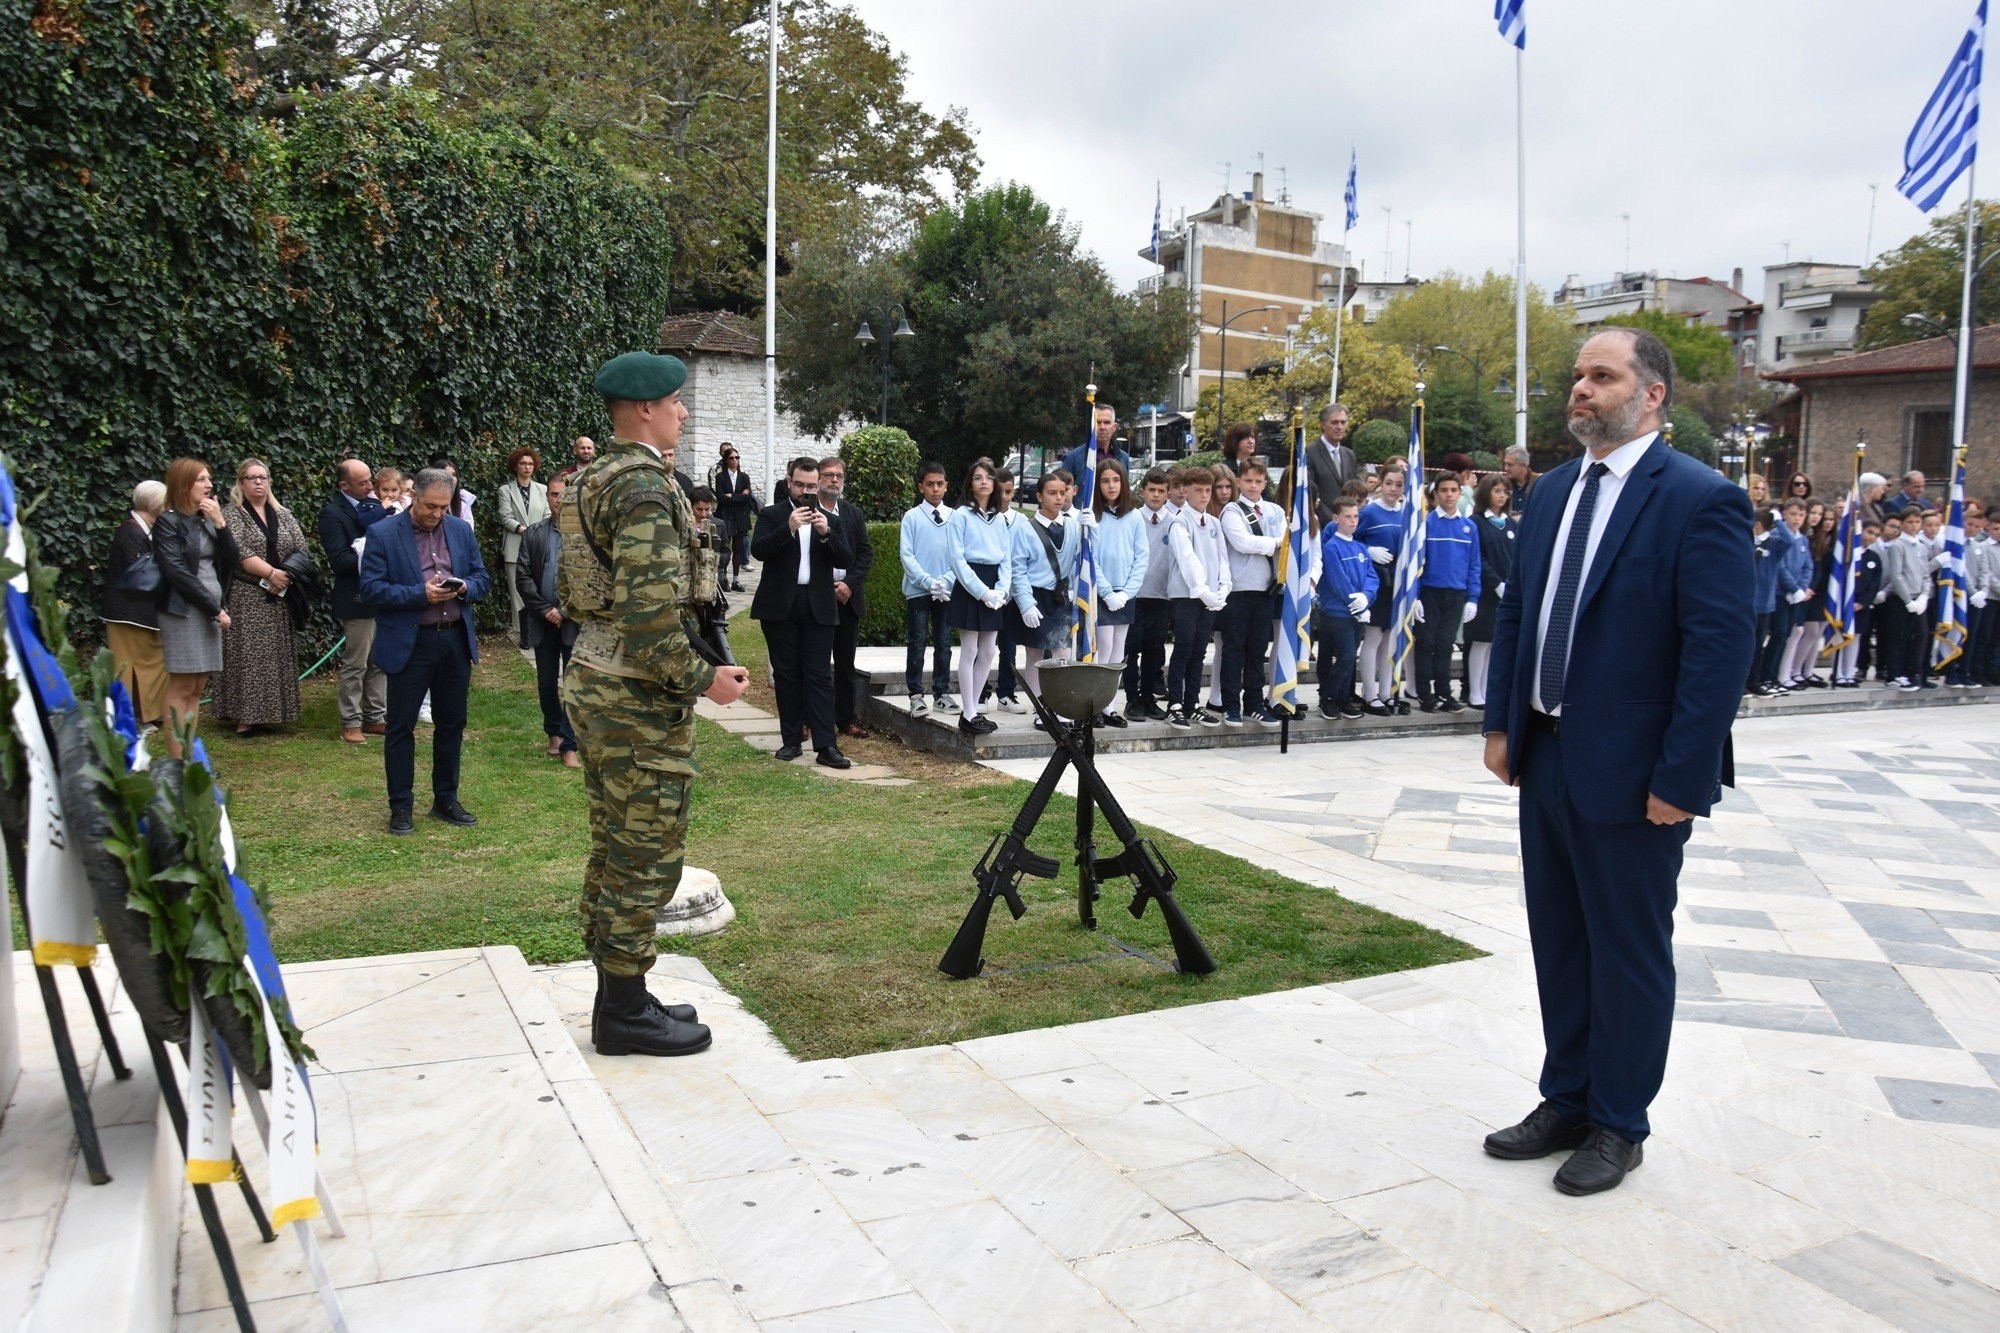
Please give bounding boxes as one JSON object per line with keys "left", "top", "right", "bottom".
{"left": 1495, "top": 0, "right": 1527, "bottom": 49}
{"left": 1389, "top": 397, "right": 1428, "bottom": 698}
{"left": 1150, "top": 184, "right": 1162, "bottom": 264}
{"left": 1269, "top": 419, "right": 1314, "bottom": 712}
{"left": 1900, "top": 0, "right": 1985, "bottom": 212}
{"left": 1343, "top": 151, "right": 1359, "bottom": 233}
{"left": 1072, "top": 386, "right": 1099, "bottom": 660}
{"left": 1935, "top": 448, "right": 1971, "bottom": 668}
{"left": 1821, "top": 444, "right": 1866, "bottom": 654}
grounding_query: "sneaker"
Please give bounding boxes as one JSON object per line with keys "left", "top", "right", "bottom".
{"left": 1167, "top": 707, "right": 1192, "bottom": 729}
{"left": 1338, "top": 700, "right": 1365, "bottom": 719}
{"left": 936, "top": 693, "right": 959, "bottom": 712}
{"left": 1418, "top": 697, "right": 1439, "bottom": 714}
{"left": 1137, "top": 701, "right": 1170, "bottom": 722}
{"left": 1897, "top": 679, "right": 1921, "bottom": 692}
{"left": 998, "top": 696, "right": 1027, "bottom": 714}
{"left": 1222, "top": 710, "right": 1243, "bottom": 726}
{"left": 1440, "top": 699, "right": 1467, "bottom": 714}
{"left": 1194, "top": 707, "right": 1222, "bottom": 727}
{"left": 910, "top": 694, "right": 930, "bottom": 717}
{"left": 1318, "top": 701, "right": 1341, "bottom": 720}
{"left": 1252, "top": 708, "right": 1281, "bottom": 727}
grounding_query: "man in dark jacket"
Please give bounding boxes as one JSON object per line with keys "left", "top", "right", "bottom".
{"left": 815, "top": 455, "right": 875, "bottom": 738}
{"left": 316, "top": 458, "right": 388, "bottom": 744}
{"left": 750, "top": 457, "right": 855, "bottom": 768}
{"left": 517, "top": 471, "right": 582, "bottom": 765}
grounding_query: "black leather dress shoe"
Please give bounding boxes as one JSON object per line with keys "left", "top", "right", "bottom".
{"left": 428, "top": 800, "right": 478, "bottom": 826}
{"left": 816, "top": 746, "right": 852, "bottom": 770}
{"left": 1553, "top": 1126, "right": 1643, "bottom": 1195}
{"left": 1483, "top": 1101, "right": 1591, "bottom": 1160}
{"left": 773, "top": 743, "right": 803, "bottom": 761}
{"left": 388, "top": 807, "right": 414, "bottom": 836}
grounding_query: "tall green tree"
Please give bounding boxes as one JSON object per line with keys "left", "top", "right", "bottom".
{"left": 779, "top": 185, "right": 1192, "bottom": 482}
{"left": 1858, "top": 200, "right": 2000, "bottom": 349}
{"left": 1602, "top": 308, "right": 1734, "bottom": 384}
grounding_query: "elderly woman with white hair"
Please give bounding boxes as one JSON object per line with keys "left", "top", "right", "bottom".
{"left": 1858, "top": 472, "right": 1889, "bottom": 528}
{"left": 102, "top": 479, "right": 170, "bottom": 727}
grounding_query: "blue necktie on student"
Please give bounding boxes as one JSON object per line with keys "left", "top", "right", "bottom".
{"left": 1538, "top": 462, "right": 1609, "bottom": 710}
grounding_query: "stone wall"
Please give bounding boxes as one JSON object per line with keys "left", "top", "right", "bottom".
{"left": 1796, "top": 370, "right": 2000, "bottom": 505}
{"left": 679, "top": 353, "right": 836, "bottom": 497}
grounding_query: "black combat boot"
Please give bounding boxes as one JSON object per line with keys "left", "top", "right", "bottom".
{"left": 595, "top": 972, "right": 712, "bottom": 1057}
{"left": 591, "top": 965, "right": 699, "bottom": 1047}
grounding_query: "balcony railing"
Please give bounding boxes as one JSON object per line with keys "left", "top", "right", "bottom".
{"left": 1137, "top": 272, "right": 1186, "bottom": 296}
{"left": 1778, "top": 327, "right": 1856, "bottom": 356}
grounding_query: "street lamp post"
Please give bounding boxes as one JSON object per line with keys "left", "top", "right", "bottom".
{"left": 1430, "top": 343, "right": 1507, "bottom": 458}
{"left": 1216, "top": 299, "right": 1280, "bottom": 449}
{"left": 854, "top": 302, "right": 915, "bottom": 425}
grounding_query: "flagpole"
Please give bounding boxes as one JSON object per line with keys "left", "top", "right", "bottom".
{"left": 762, "top": 0, "right": 780, "bottom": 496}
{"left": 1329, "top": 255, "right": 1349, "bottom": 407}
{"left": 1513, "top": 43, "right": 1529, "bottom": 455}
{"left": 1953, "top": 158, "right": 1979, "bottom": 453}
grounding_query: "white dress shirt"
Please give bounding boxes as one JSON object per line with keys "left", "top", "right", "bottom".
{"left": 796, "top": 513, "right": 812, "bottom": 585}
{"left": 1532, "top": 431, "right": 1657, "bottom": 716}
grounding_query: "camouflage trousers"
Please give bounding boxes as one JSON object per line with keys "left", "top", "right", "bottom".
{"left": 563, "top": 662, "right": 699, "bottom": 978}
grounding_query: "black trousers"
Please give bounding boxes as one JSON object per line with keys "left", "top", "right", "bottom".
{"left": 1414, "top": 587, "right": 1467, "bottom": 701}
{"left": 1879, "top": 600, "right": 1920, "bottom": 681}
{"left": 532, "top": 635, "right": 578, "bottom": 752}
{"left": 384, "top": 624, "right": 471, "bottom": 811}
{"left": 833, "top": 600, "right": 862, "bottom": 727}
{"left": 1315, "top": 614, "right": 1360, "bottom": 706}
{"left": 762, "top": 600, "right": 836, "bottom": 751}
{"left": 1216, "top": 589, "right": 1275, "bottom": 715}
{"left": 1123, "top": 597, "right": 1171, "bottom": 705}
{"left": 725, "top": 513, "right": 752, "bottom": 574}
{"left": 1168, "top": 598, "right": 1217, "bottom": 711}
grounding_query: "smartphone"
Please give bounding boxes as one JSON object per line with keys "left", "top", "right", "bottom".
{"left": 439, "top": 576, "right": 466, "bottom": 592}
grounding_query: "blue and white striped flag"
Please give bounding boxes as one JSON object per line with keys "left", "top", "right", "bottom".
{"left": 1343, "top": 152, "right": 1359, "bottom": 233}
{"left": 1821, "top": 453, "right": 1864, "bottom": 653}
{"left": 1150, "top": 184, "right": 1162, "bottom": 264}
{"left": 1390, "top": 398, "right": 1427, "bottom": 697}
{"left": 1269, "top": 421, "right": 1314, "bottom": 713}
{"left": 1495, "top": 0, "right": 1526, "bottom": 49}
{"left": 1899, "top": 1, "right": 1985, "bottom": 212}
{"left": 1935, "top": 448, "right": 1971, "bottom": 668}
{"left": 1073, "top": 390, "right": 1099, "bottom": 660}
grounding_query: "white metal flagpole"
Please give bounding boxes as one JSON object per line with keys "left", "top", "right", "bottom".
{"left": 763, "top": 0, "right": 780, "bottom": 495}
{"left": 1954, "top": 156, "right": 1979, "bottom": 452}
{"left": 1513, "top": 43, "right": 1529, "bottom": 454}
{"left": 1329, "top": 259, "right": 1348, "bottom": 407}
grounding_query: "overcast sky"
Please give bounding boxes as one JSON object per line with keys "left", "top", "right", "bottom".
{"left": 844, "top": 0, "right": 1980, "bottom": 302}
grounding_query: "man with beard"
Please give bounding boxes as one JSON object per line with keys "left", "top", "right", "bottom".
{"left": 1479, "top": 328, "right": 1753, "bottom": 1195}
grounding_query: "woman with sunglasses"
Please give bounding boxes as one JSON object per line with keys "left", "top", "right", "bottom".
{"left": 710, "top": 444, "right": 757, "bottom": 591}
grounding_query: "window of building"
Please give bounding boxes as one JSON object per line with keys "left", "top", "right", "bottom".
{"left": 1909, "top": 407, "right": 1953, "bottom": 476}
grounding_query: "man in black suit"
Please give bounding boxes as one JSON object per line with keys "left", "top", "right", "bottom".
{"left": 1306, "top": 403, "right": 1360, "bottom": 529}
{"left": 316, "top": 457, "right": 388, "bottom": 744}
{"left": 750, "top": 457, "right": 855, "bottom": 769}
{"left": 815, "top": 455, "right": 875, "bottom": 739}
{"left": 516, "top": 471, "right": 582, "bottom": 767}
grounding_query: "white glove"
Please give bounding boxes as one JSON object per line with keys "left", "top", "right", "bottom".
{"left": 1202, "top": 592, "right": 1226, "bottom": 612}
{"left": 1787, "top": 589, "right": 1811, "bottom": 605}
{"left": 1908, "top": 597, "right": 1928, "bottom": 614}
{"left": 1367, "top": 545, "right": 1392, "bottom": 565}
{"left": 1496, "top": 582, "right": 1506, "bottom": 599}
{"left": 1413, "top": 600, "right": 1426, "bottom": 624}
{"left": 930, "top": 577, "right": 948, "bottom": 597}
{"left": 1346, "top": 591, "right": 1369, "bottom": 615}
{"left": 1020, "top": 606, "right": 1043, "bottom": 629}
{"left": 1975, "top": 589, "right": 1990, "bottom": 609}
{"left": 1355, "top": 608, "right": 1370, "bottom": 624}
{"left": 1076, "top": 508, "right": 1098, "bottom": 531}
{"left": 1462, "top": 602, "right": 1479, "bottom": 625}
{"left": 1874, "top": 590, "right": 1888, "bottom": 605}
{"left": 932, "top": 587, "right": 951, "bottom": 603}
{"left": 1102, "top": 591, "right": 1128, "bottom": 612}
{"left": 983, "top": 590, "right": 1007, "bottom": 610}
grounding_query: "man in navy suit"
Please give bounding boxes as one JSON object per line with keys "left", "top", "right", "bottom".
{"left": 361, "top": 468, "right": 492, "bottom": 836}
{"left": 1480, "top": 328, "right": 1753, "bottom": 1195}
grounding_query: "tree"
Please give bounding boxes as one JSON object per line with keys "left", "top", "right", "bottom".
{"left": 1858, "top": 200, "right": 2000, "bottom": 350}
{"left": 779, "top": 184, "right": 1192, "bottom": 481}
{"left": 1602, "top": 308, "right": 1734, "bottom": 384}
{"left": 1189, "top": 312, "right": 1417, "bottom": 445}
{"left": 1351, "top": 418, "right": 1408, "bottom": 465}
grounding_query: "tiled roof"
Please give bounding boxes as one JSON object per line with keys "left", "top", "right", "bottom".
{"left": 656, "top": 311, "right": 762, "bottom": 358}
{"left": 1766, "top": 325, "right": 2000, "bottom": 381}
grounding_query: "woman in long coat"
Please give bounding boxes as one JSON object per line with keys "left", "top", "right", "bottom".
{"left": 214, "top": 457, "right": 309, "bottom": 734}
{"left": 154, "top": 457, "right": 242, "bottom": 756}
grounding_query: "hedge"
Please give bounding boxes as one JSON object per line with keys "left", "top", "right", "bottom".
{"left": 3, "top": 1, "right": 674, "bottom": 648}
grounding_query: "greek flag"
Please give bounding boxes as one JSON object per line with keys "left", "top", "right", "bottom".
{"left": 1073, "top": 393, "right": 1099, "bottom": 661}
{"left": 1821, "top": 462, "right": 1863, "bottom": 654}
{"left": 1935, "top": 448, "right": 1971, "bottom": 668}
{"left": 1899, "top": 1, "right": 1985, "bottom": 212}
{"left": 1150, "top": 184, "right": 1162, "bottom": 264}
{"left": 1269, "top": 421, "right": 1314, "bottom": 712}
{"left": 1495, "top": 0, "right": 1526, "bottom": 49}
{"left": 1390, "top": 398, "right": 1427, "bottom": 696}
{"left": 1343, "top": 152, "right": 1359, "bottom": 233}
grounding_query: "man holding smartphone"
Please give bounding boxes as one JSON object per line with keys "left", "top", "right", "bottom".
{"left": 359, "top": 467, "right": 492, "bottom": 836}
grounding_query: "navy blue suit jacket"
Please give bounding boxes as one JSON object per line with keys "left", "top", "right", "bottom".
{"left": 359, "top": 512, "right": 490, "bottom": 674}
{"left": 1484, "top": 438, "right": 1754, "bottom": 823}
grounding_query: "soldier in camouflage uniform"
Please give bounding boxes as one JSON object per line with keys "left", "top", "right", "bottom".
{"left": 560, "top": 351, "right": 750, "bottom": 1057}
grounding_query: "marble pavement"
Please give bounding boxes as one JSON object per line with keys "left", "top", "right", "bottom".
{"left": 532, "top": 706, "right": 2000, "bottom": 1331}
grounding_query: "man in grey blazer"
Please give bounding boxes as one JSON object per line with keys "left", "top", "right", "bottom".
{"left": 1306, "top": 402, "right": 1360, "bottom": 529}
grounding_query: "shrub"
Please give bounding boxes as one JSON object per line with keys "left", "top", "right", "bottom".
{"left": 1351, "top": 419, "right": 1408, "bottom": 464}
{"left": 838, "top": 425, "right": 921, "bottom": 517}
{"left": 1471, "top": 450, "right": 1502, "bottom": 472}
{"left": 858, "top": 521, "right": 907, "bottom": 647}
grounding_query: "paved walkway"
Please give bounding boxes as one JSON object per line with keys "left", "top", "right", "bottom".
{"left": 536, "top": 707, "right": 2000, "bottom": 1331}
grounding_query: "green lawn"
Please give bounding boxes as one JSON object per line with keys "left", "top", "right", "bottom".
{"left": 174, "top": 635, "right": 1478, "bottom": 1060}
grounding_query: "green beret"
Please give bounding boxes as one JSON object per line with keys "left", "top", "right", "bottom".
{"left": 594, "top": 351, "right": 687, "bottom": 402}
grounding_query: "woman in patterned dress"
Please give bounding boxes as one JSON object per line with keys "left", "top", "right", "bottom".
{"left": 214, "top": 457, "right": 309, "bottom": 734}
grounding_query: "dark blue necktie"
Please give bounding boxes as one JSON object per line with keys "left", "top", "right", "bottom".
{"left": 1538, "top": 462, "right": 1610, "bottom": 710}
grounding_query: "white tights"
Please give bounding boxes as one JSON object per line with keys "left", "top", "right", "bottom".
{"left": 958, "top": 630, "right": 998, "bottom": 718}
{"left": 1360, "top": 624, "right": 1394, "bottom": 701}
{"left": 1095, "top": 621, "right": 1130, "bottom": 667}
{"left": 1022, "top": 646, "right": 1056, "bottom": 698}
{"left": 1466, "top": 641, "right": 1493, "bottom": 707}
{"left": 1783, "top": 623, "right": 1821, "bottom": 682}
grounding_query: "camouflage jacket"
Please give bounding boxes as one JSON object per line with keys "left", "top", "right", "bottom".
{"left": 559, "top": 438, "right": 718, "bottom": 701}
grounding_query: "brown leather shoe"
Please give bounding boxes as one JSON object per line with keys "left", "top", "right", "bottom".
{"left": 840, "top": 722, "right": 867, "bottom": 739}
{"left": 340, "top": 727, "right": 365, "bottom": 744}
{"left": 562, "top": 750, "right": 581, "bottom": 769}
{"left": 362, "top": 722, "right": 386, "bottom": 736}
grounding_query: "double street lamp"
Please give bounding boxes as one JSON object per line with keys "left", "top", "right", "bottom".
{"left": 854, "top": 302, "right": 915, "bottom": 425}
{"left": 1429, "top": 343, "right": 1516, "bottom": 458}
{"left": 1216, "top": 299, "right": 1280, "bottom": 449}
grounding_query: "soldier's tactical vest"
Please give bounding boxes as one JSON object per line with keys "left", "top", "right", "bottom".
{"left": 561, "top": 448, "right": 700, "bottom": 677}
